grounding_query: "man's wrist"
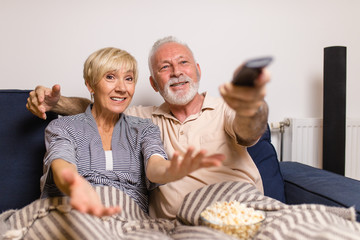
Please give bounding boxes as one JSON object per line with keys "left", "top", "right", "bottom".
{"left": 233, "top": 101, "right": 268, "bottom": 146}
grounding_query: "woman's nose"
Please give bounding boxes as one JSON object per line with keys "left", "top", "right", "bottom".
{"left": 115, "top": 79, "right": 126, "bottom": 92}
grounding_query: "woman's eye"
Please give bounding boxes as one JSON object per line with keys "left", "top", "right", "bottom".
{"left": 125, "top": 77, "right": 133, "bottom": 81}
{"left": 106, "top": 75, "right": 115, "bottom": 80}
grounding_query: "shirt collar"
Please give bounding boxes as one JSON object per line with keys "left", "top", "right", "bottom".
{"left": 84, "top": 104, "right": 124, "bottom": 127}
{"left": 152, "top": 92, "right": 216, "bottom": 118}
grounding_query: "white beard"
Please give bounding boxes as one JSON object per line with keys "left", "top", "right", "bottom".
{"left": 158, "top": 74, "right": 199, "bottom": 105}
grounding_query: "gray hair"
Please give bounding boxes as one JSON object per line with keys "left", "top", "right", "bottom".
{"left": 148, "top": 36, "right": 196, "bottom": 77}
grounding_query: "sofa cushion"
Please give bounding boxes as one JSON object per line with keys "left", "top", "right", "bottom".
{"left": 247, "top": 125, "right": 286, "bottom": 203}
{"left": 0, "top": 90, "right": 57, "bottom": 212}
{"left": 280, "top": 161, "right": 360, "bottom": 221}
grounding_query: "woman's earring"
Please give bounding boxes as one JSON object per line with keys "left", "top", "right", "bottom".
{"left": 91, "top": 92, "right": 94, "bottom": 103}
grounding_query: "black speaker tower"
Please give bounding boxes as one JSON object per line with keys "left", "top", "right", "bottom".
{"left": 323, "top": 46, "right": 346, "bottom": 175}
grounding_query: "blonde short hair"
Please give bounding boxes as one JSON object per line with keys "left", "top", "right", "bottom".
{"left": 83, "top": 47, "right": 138, "bottom": 89}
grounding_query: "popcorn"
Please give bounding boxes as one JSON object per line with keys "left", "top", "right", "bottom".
{"left": 200, "top": 200, "right": 265, "bottom": 239}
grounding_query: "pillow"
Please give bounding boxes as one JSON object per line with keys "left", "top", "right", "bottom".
{"left": 177, "top": 181, "right": 270, "bottom": 226}
{"left": 247, "top": 125, "right": 286, "bottom": 202}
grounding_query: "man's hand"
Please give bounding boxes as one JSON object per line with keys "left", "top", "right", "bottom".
{"left": 219, "top": 65, "right": 270, "bottom": 146}
{"left": 219, "top": 68, "right": 270, "bottom": 117}
{"left": 26, "top": 84, "right": 61, "bottom": 120}
{"left": 62, "top": 169, "right": 121, "bottom": 217}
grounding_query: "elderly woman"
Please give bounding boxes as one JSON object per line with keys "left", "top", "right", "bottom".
{"left": 40, "top": 47, "right": 224, "bottom": 217}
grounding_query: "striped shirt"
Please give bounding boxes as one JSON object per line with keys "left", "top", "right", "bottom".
{"left": 40, "top": 105, "right": 168, "bottom": 213}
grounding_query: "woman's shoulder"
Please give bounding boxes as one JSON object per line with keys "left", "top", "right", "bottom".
{"left": 123, "top": 113, "right": 153, "bottom": 125}
{"left": 125, "top": 105, "right": 157, "bottom": 119}
{"left": 122, "top": 114, "right": 161, "bottom": 134}
{"left": 47, "top": 112, "right": 88, "bottom": 128}
{"left": 121, "top": 114, "right": 161, "bottom": 139}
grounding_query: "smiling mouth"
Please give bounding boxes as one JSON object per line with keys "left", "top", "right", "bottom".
{"left": 170, "top": 81, "right": 188, "bottom": 87}
{"left": 111, "top": 97, "right": 126, "bottom": 101}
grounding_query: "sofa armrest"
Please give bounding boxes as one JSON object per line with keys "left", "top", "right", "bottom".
{"left": 0, "top": 90, "right": 58, "bottom": 213}
{"left": 280, "top": 161, "right": 360, "bottom": 221}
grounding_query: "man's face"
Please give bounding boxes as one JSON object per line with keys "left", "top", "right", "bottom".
{"left": 150, "top": 42, "right": 201, "bottom": 105}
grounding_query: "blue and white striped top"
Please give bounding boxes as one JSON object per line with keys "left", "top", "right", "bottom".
{"left": 40, "top": 105, "right": 168, "bottom": 213}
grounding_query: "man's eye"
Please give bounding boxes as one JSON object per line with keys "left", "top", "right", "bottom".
{"left": 160, "top": 65, "right": 169, "bottom": 70}
{"left": 180, "top": 61, "right": 188, "bottom": 64}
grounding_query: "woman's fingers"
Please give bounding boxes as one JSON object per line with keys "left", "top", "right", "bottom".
{"left": 200, "top": 154, "right": 225, "bottom": 167}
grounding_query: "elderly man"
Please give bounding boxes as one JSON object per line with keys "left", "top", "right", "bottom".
{"left": 27, "top": 36, "right": 270, "bottom": 219}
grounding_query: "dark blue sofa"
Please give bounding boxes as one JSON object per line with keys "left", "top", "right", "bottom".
{"left": 248, "top": 126, "right": 360, "bottom": 221}
{"left": 1, "top": 89, "right": 359, "bottom": 222}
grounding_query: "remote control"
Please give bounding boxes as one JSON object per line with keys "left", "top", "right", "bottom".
{"left": 232, "top": 56, "right": 273, "bottom": 86}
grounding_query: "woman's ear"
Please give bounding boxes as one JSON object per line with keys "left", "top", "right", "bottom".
{"left": 86, "top": 81, "right": 94, "bottom": 94}
{"left": 85, "top": 81, "right": 95, "bottom": 103}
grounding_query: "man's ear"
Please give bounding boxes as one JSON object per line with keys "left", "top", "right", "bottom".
{"left": 196, "top": 63, "right": 201, "bottom": 80}
{"left": 149, "top": 76, "right": 159, "bottom": 92}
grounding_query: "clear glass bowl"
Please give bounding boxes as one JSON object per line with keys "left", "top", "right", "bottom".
{"left": 200, "top": 210, "right": 266, "bottom": 240}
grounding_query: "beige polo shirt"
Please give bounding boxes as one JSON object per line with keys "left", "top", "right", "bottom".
{"left": 125, "top": 92, "right": 263, "bottom": 219}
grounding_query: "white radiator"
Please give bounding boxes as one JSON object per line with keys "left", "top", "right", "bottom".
{"left": 271, "top": 118, "right": 360, "bottom": 180}
{"left": 345, "top": 119, "right": 360, "bottom": 180}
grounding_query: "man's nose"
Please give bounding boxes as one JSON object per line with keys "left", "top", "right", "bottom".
{"left": 171, "top": 64, "right": 182, "bottom": 77}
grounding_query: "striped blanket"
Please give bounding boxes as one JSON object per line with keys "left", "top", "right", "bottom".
{"left": 1, "top": 182, "right": 360, "bottom": 240}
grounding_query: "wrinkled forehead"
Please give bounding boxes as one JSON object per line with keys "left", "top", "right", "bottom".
{"left": 154, "top": 42, "right": 194, "bottom": 63}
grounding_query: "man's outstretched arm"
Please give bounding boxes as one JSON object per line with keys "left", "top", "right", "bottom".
{"left": 219, "top": 68, "right": 270, "bottom": 146}
{"left": 26, "top": 84, "right": 90, "bottom": 119}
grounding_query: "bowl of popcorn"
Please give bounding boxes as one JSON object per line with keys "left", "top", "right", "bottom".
{"left": 200, "top": 200, "right": 265, "bottom": 239}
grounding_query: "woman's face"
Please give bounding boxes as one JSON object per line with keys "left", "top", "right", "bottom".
{"left": 90, "top": 68, "right": 135, "bottom": 116}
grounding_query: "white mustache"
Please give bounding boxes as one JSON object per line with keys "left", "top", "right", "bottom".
{"left": 168, "top": 75, "right": 192, "bottom": 86}
{"left": 160, "top": 73, "right": 199, "bottom": 105}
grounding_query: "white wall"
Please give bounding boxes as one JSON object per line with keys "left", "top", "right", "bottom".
{"left": 1, "top": 0, "right": 359, "bottom": 124}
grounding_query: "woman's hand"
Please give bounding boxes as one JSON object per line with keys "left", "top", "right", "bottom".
{"left": 167, "top": 147, "right": 225, "bottom": 179}
{"left": 146, "top": 147, "right": 225, "bottom": 184}
{"left": 60, "top": 168, "right": 121, "bottom": 217}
